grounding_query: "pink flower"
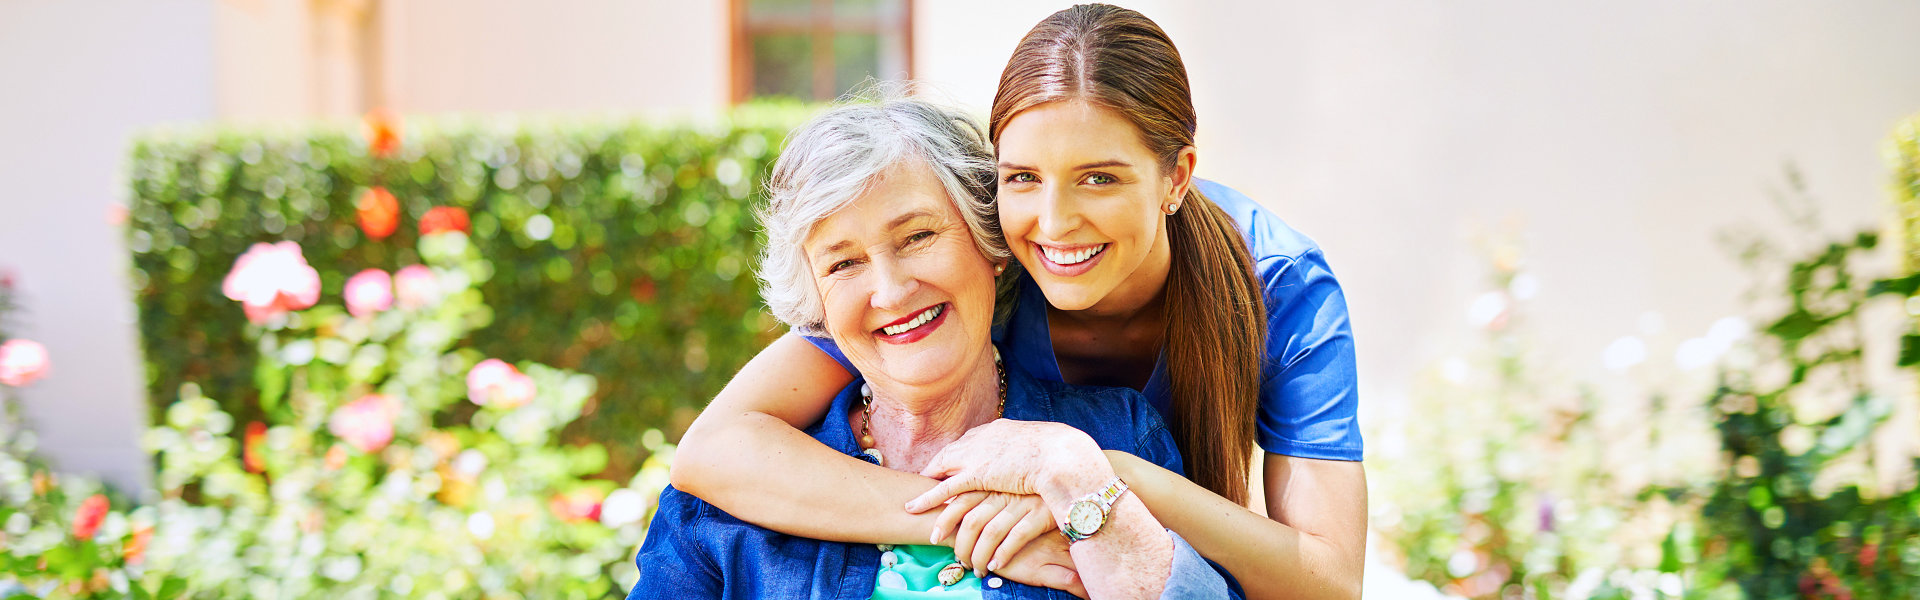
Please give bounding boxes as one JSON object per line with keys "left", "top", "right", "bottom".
{"left": 222, "top": 242, "right": 321, "bottom": 324}
{"left": 393, "top": 265, "right": 440, "bottom": 310}
{"left": 467, "top": 359, "right": 535, "bottom": 409}
{"left": 328, "top": 394, "right": 398, "bottom": 453}
{"left": 344, "top": 269, "right": 394, "bottom": 317}
{"left": 0, "top": 339, "right": 50, "bottom": 387}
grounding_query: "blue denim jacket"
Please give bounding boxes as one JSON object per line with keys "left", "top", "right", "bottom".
{"left": 629, "top": 367, "right": 1241, "bottom": 599}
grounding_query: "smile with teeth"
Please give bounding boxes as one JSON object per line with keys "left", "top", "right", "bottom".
{"left": 1040, "top": 243, "right": 1108, "bottom": 265}
{"left": 880, "top": 304, "right": 944, "bottom": 336}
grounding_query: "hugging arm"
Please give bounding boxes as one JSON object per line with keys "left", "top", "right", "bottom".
{"left": 1106, "top": 451, "right": 1367, "bottom": 600}
{"left": 670, "top": 332, "right": 938, "bottom": 545}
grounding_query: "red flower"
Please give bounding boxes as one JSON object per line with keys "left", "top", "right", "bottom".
{"left": 243, "top": 421, "right": 268, "bottom": 473}
{"left": 72, "top": 494, "right": 109, "bottom": 540}
{"left": 124, "top": 525, "right": 153, "bottom": 566}
{"left": 549, "top": 488, "right": 604, "bottom": 523}
{"left": 357, "top": 187, "right": 400, "bottom": 240}
{"left": 363, "top": 108, "right": 401, "bottom": 158}
{"left": 419, "top": 206, "right": 470, "bottom": 236}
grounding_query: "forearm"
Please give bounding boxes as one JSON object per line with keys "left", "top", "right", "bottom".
{"left": 1107, "top": 451, "right": 1364, "bottom": 600}
{"left": 1037, "top": 453, "right": 1173, "bottom": 599}
{"left": 673, "top": 410, "right": 940, "bottom": 545}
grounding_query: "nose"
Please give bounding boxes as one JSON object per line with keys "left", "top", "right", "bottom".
{"left": 868, "top": 253, "right": 920, "bottom": 312}
{"left": 1036, "top": 183, "right": 1082, "bottom": 240}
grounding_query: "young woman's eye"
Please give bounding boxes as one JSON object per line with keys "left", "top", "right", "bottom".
{"left": 1003, "top": 172, "right": 1038, "bottom": 184}
{"left": 1084, "top": 173, "right": 1117, "bottom": 185}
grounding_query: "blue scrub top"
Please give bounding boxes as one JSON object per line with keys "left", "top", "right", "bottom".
{"left": 803, "top": 179, "right": 1362, "bottom": 461}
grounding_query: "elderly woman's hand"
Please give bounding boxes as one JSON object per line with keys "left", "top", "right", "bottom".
{"left": 906, "top": 419, "right": 1114, "bottom": 514}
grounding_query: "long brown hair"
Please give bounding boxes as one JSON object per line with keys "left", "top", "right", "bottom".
{"left": 989, "top": 4, "right": 1265, "bottom": 504}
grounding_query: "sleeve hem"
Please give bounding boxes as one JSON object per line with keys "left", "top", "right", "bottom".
{"left": 1257, "top": 435, "right": 1363, "bottom": 462}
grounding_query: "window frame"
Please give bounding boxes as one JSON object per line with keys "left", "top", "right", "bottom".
{"left": 729, "top": 0, "right": 915, "bottom": 103}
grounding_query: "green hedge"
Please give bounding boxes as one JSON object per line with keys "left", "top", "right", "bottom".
{"left": 126, "top": 106, "right": 806, "bottom": 477}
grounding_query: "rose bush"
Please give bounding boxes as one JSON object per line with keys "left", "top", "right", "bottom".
{"left": 0, "top": 230, "right": 677, "bottom": 598}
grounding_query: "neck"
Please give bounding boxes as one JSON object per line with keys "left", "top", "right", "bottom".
{"left": 862, "top": 347, "right": 1002, "bottom": 473}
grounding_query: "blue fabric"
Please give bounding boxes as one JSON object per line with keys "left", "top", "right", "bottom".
{"left": 629, "top": 368, "right": 1240, "bottom": 599}
{"left": 805, "top": 179, "right": 1363, "bottom": 461}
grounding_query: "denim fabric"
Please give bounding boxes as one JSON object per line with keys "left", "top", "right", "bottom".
{"left": 628, "top": 368, "right": 1238, "bottom": 599}
{"left": 805, "top": 179, "right": 1364, "bottom": 462}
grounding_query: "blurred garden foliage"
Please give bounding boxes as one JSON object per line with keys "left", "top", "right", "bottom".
{"left": 6, "top": 230, "right": 679, "bottom": 598}
{"left": 124, "top": 105, "right": 804, "bottom": 478}
{"left": 1369, "top": 114, "right": 1920, "bottom": 599}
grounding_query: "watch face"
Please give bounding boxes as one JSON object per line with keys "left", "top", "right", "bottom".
{"left": 1067, "top": 500, "right": 1103, "bottom": 535}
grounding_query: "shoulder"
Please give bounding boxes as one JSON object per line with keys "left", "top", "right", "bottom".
{"left": 1194, "top": 179, "right": 1329, "bottom": 270}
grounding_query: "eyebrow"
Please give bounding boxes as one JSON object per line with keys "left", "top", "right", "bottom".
{"left": 997, "top": 160, "right": 1135, "bottom": 171}
{"left": 810, "top": 208, "right": 943, "bottom": 263}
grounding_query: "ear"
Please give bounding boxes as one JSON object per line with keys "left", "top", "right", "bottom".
{"left": 1166, "top": 145, "right": 1198, "bottom": 203}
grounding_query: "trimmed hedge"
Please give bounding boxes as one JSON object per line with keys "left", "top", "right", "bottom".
{"left": 126, "top": 106, "right": 806, "bottom": 477}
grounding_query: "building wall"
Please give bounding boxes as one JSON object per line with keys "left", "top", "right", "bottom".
{"left": 0, "top": 0, "right": 219, "bottom": 491}
{"left": 910, "top": 1, "right": 1920, "bottom": 433}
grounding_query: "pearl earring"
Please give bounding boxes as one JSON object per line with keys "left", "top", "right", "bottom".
{"left": 1164, "top": 202, "right": 1179, "bottom": 215}
{"left": 994, "top": 264, "right": 1005, "bottom": 275}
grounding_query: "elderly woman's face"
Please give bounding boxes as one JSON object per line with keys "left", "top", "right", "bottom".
{"left": 803, "top": 161, "right": 999, "bottom": 393}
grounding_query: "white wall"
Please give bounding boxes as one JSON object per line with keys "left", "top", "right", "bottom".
{"left": 378, "top": 0, "right": 728, "bottom": 115}
{"left": 0, "top": 0, "right": 218, "bottom": 492}
{"left": 911, "top": 1, "right": 1920, "bottom": 425}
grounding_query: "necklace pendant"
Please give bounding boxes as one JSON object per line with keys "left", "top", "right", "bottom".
{"left": 862, "top": 447, "right": 884, "bottom": 466}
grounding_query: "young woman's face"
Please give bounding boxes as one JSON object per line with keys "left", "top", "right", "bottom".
{"left": 995, "top": 100, "right": 1183, "bottom": 315}
{"left": 804, "top": 161, "right": 1000, "bottom": 393}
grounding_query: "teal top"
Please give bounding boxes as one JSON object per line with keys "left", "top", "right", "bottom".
{"left": 872, "top": 544, "right": 985, "bottom": 599}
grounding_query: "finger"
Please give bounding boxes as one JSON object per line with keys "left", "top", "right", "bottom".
{"left": 905, "top": 475, "right": 983, "bottom": 513}
{"left": 990, "top": 505, "right": 1058, "bottom": 573}
{"left": 930, "top": 491, "right": 988, "bottom": 545}
{"left": 950, "top": 494, "right": 1005, "bottom": 570}
{"left": 972, "top": 505, "right": 1026, "bottom": 576}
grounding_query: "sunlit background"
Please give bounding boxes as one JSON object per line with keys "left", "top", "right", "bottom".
{"left": 3, "top": 0, "right": 1919, "bottom": 598}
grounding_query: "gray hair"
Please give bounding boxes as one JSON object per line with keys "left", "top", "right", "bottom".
{"left": 757, "top": 97, "right": 1006, "bottom": 335}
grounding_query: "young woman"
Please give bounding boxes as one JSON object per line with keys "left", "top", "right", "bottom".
{"left": 673, "top": 5, "right": 1365, "bottom": 599}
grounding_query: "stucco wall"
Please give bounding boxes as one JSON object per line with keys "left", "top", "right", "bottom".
{"left": 0, "top": 0, "right": 218, "bottom": 491}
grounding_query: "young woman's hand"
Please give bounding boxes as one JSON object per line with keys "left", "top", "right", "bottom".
{"left": 906, "top": 419, "right": 1112, "bottom": 514}
{"left": 967, "top": 518, "right": 1087, "bottom": 598}
{"left": 931, "top": 491, "right": 1056, "bottom": 576}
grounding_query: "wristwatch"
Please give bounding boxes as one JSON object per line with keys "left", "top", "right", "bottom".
{"left": 1060, "top": 477, "right": 1129, "bottom": 543}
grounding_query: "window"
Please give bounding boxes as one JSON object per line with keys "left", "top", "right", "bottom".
{"left": 732, "top": 0, "right": 912, "bottom": 103}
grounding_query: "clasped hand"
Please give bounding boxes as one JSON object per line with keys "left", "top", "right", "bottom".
{"left": 910, "top": 419, "right": 1114, "bottom": 598}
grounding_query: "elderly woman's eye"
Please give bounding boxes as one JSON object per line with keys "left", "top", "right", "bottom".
{"left": 906, "top": 231, "right": 936, "bottom": 244}
{"left": 827, "top": 259, "right": 857, "bottom": 274}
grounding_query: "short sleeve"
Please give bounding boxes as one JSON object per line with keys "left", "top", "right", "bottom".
{"left": 1255, "top": 249, "right": 1363, "bottom": 461}
{"left": 628, "top": 487, "right": 722, "bottom": 599}
{"left": 799, "top": 334, "right": 859, "bottom": 377}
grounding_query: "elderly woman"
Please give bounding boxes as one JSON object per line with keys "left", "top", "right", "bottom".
{"left": 629, "top": 98, "right": 1232, "bottom": 600}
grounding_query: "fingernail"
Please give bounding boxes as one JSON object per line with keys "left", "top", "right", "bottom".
{"left": 930, "top": 531, "right": 939, "bottom": 544}
{"left": 989, "top": 560, "right": 1000, "bottom": 571}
